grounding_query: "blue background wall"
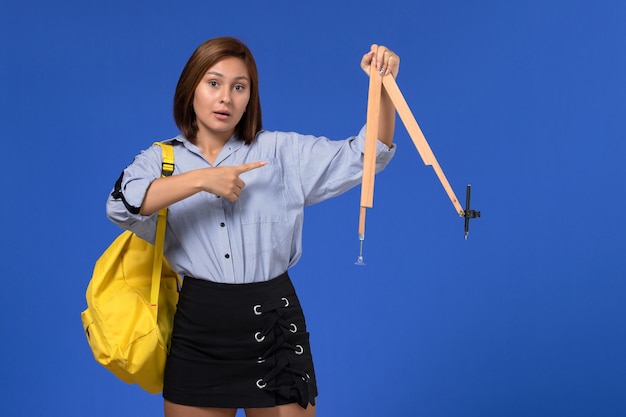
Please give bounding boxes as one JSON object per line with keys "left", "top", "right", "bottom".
{"left": 2, "top": 0, "right": 625, "bottom": 416}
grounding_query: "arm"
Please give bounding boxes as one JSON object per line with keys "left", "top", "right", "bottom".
{"left": 360, "top": 44, "right": 401, "bottom": 147}
{"left": 140, "top": 161, "right": 268, "bottom": 215}
{"left": 295, "top": 127, "right": 395, "bottom": 206}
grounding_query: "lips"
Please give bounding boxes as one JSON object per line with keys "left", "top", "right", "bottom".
{"left": 213, "top": 109, "right": 231, "bottom": 120}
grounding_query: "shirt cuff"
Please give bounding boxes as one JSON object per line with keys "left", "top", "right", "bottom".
{"left": 357, "top": 124, "right": 397, "bottom": 154}
{"left": 121, "top": 177, "right": 152, "bottom": 212}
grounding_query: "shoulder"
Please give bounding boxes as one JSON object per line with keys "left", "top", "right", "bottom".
{"left": 250, "top": 129, "right": 301, "bottom": 150}
{"left": 154, "top": 135, "right": 185, "bottom": 148}
{"left": 126, "top": 135, "right": 187, "bottom": 170}
{"left": 253, "top": 129, "right": 323, "bottom": 146}
{"left": 238, "top": 130, "right": 302, "bottom": 164}
{"left": 149, "top": 135, "right": 196, "bottom": 158}
{"left": 255, "top": 129, "right": 293, "bottom": 141}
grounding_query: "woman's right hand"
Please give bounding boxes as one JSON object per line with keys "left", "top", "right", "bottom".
{"left": 140, "top": 161, "right": 267, "bottom": 215}
{"left": 199, "top": 161, "right": 267, "bottom": 202}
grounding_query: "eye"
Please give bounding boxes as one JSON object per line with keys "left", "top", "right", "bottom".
{"left": 234, "top": 84, "right": 246, "bottom": 91}
{"left": 208, "top": 80, "right": 219, "bottom": 87}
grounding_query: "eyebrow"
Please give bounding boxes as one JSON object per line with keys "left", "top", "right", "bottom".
{"left": 205, "top": 71, "right": 250, "bottom": 82}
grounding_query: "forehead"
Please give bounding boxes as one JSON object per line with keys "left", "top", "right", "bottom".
{"left": 205, "top": 56, "right": 249, "bottom": 79}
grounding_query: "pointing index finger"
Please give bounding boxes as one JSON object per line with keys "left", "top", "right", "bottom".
{"left": 236, "top": 160, "right": 268, "bottom": 173}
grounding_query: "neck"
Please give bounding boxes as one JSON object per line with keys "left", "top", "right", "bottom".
{"left": 193, "top": 129, "right": 233, "bottom": 165}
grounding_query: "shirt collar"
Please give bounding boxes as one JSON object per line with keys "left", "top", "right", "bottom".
{"left": 175, "top": 134, "right": 245, "bottom": 166}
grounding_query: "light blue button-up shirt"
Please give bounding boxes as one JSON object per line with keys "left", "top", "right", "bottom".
{"left": 106, "top": 126, "right": 395, "bottom": 283}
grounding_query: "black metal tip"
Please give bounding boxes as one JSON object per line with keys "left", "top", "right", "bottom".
{"left": 463, "top": 184, "right": 480, "bottom": 239}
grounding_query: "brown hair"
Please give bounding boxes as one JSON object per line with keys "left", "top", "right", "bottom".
{"left": 173, "top": 37, "right": 262, "bottom": 144}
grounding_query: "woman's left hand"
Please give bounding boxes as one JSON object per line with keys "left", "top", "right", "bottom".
{"left": 360, "top": 44, "right": 400, "bottom": 78}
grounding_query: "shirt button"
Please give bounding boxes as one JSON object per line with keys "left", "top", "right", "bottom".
{"left": 220, "top": 222, "right": 225, "bottom": 227}
{"left": 225, "top": 254, "right": 230, "bottom": 259}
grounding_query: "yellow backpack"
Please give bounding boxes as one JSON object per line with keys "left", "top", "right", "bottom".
{"left": 81, "top": 142, "right": 182, "bottom": 394}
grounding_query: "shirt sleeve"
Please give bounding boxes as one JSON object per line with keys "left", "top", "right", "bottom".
{"left": 105, "top": 145, "right": 162, "bottom": 243}
{"left": 297, "top": 125, "right": 396, "bottom": 206}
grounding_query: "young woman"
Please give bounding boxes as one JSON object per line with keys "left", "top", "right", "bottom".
{"left": 106, "top": 36, "right": 400, "bottom": 417}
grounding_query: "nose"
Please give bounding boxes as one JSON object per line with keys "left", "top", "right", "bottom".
{"left": 220, "top": 89, "right": 232, "bottom": 104}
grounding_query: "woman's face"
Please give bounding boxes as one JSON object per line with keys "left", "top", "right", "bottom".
{"left": 192, "top": 56, "right": 251, "bottom": 141}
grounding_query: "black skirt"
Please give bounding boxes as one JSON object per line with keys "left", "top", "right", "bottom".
{"left": 163, "top": 272, "right": 317, "bottom": 409}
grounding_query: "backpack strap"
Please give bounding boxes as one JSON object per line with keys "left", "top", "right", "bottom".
{"left": 156, "top": 142, "right": 175, "bottom": 177}
{"left": 149, "top": 142, "right": 174, "bottom": 310}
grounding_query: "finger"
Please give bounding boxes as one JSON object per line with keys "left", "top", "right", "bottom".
{"left": 377, "top": 48, "right": 399, "bottom": 77}
{"left": 369, "top": 44, "right": 378, "bottom": 69}
{"left": 235, "top": 160, "right": 268, "bottom": 174}
{"left": 376, "top": 46, "right": 391, "bottom": 74}
{"left": 225, "top": 182, "right": 244, "bottom": 202}
{"left": 360, "top": 51, "right": 376, "bottom": 75}
{"left": 385, "top": 55, "right": 397, "bottom": 76}
{"left": 373, "top": 45, "right": 388, "bottom": 71}
{"left": 361, "top": 51, "right": 374, "bottom": 69}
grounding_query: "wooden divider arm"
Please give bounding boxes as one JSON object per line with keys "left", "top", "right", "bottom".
{"left": 358, "top": 66, "right": 382, "bottom": 237}
{"left": 382, "top": 76, "right": 464, "bottom": 216}
{"left": 360, "top": 66, "right": 382, "bottom": 211}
